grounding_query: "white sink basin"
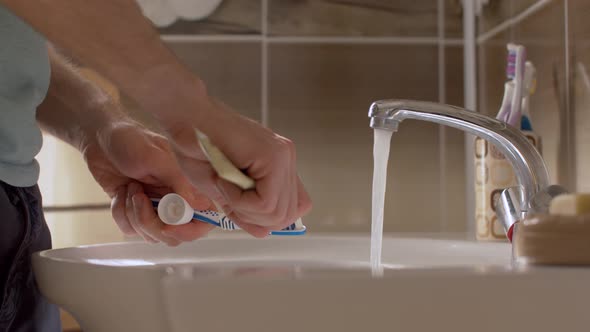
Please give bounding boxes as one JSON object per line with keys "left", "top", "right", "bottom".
{"left": 33, "top": 235, "right": 590, "bottom": 331}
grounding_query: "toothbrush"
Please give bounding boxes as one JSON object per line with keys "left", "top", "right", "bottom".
{"left": 151, "top": 129, "right": 307, "bottom": 236}
{"left": 506, "top": 43, "right": 526, "bottom": 128}
{"left": 150, "top": 194, "right": 306, "bottom": 236}
{"left": 520, "top": 61, "right": 536, "bottom": 131}
{"left": 196, "top": 130, "right": 255, "bottom": 191}
{"left": 496, "top": 81, "right": 515, "bottom": 123}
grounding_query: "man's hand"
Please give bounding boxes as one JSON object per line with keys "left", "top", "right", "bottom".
{"left": 37, "top": 46, "right": 216, "bottom": 245}
{"left": 13, "top": 0, "right": 315, "bottom": 238}
{"left": 81, "top": 120, "right": 216, "bottom": 246}
{"left": 166, "top": 98, "right": 312, "bottom": 238}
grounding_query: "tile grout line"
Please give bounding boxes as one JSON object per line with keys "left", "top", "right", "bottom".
{"left": 161, "top": 34, "right": 464, "bottom": 46}
{"left": 509, "top": 0, "right": 515, "bottom": 41}
{"left": 564, "top": 0, "right": 575, "bottom": 191}
{"left": 161, "top": 35, "right": 263, "bottom": 42}
{"left": 437, "top": 0, "right": 448, "bottom": 232}
{"left": 268, "top": 36, "right": 464, "bottom": 45}
{"left": 261, "top": 0, "right": 269, "bottom": 126}
{"left": 463, "top": 0, "right": 477, "bottom": 237}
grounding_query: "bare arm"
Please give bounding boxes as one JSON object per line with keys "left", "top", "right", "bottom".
{"left": 37, "top": 45, "right": 126, "bottom": 151}
{"left": 37, "top": 46, "right": 215, "bottom": 244}
{"left": 12, "top": 1, "right": 312, "bottom": 236}
{"left": 4, "top": 0, "right": 205, "bottom": 129}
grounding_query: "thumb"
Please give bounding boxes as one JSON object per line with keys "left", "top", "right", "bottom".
{"left": 158, "top": 162, "right": 216, "bottom": 211}
{"left": 166, "top": 124, "right": 204, "bottom": 160}
{"left": 171, "top": 179, "right": 212, "bottom": 211}
{"left": 172, "top": 153, "right": 230, "bottom": 211}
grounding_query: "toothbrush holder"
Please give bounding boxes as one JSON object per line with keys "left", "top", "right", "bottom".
{"left": 474, "top": 130, "right": 542, "bottom": 241}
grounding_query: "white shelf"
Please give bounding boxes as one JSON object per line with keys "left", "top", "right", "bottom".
{"left": 161, "top": 34, "right": 463, "bottom": 46}
{"left": 161, "top": 34, "right": 262, "bottom": 43}
{"left": 267, "top": 36, "right": 463, "bottom": 45}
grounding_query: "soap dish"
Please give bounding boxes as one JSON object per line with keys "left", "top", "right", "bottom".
{"left": 512, "top": 214, "right": 590, "bottom": 265}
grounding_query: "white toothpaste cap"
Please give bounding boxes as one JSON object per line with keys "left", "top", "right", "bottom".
{"left": 157, "top": 193, "right": 193, "bottom": 225}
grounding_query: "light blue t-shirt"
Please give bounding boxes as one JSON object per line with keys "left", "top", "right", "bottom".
{"left": 0, "top": 5, "right": 50, "bottom": 187}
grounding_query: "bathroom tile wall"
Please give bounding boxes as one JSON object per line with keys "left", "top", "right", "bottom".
{"left": 169, "top": 0, "right": 468, "bottom": 233}
{"left": 40, "top": 0, "right": 468, "bottom": 248}
{"left": 477, "top": 0, "right": 590, "bottom": 194}
{"left": 267, "top": 0, "right": 463, "bottom": 37}
{"left": 159, "top": 0, "right": 262, "bottom": 35}
{"left": 269, "top": 43, "right": 446, "bottom": 232}
{"left": 478, "top": 1, "right": 566, "bottom": 186}
{"left": 166, "top": 42, "right": 262, "bottom": 121}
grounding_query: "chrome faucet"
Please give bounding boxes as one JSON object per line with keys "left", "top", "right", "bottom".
{"left": 368, "top": 99, "right": 567, "bottom": 240}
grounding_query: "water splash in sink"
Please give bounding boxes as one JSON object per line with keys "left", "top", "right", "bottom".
{"left": 371, "top": 129, "right": 393, "bottom": 276}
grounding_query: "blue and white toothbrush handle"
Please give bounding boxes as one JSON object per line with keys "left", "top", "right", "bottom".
{"left": 150, "top": 194, "right": 306, "bottom": 236}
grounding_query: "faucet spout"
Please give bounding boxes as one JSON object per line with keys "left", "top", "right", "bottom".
{"left": 368, "top": 99, "right": 551, "bottom": 220}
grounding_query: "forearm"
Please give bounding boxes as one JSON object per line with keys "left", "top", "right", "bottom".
{"left": 37, "top": 46, "right": 127, "bottom": 151}
{"left": 3, "top": 0, "right": 209, "bottom": 129}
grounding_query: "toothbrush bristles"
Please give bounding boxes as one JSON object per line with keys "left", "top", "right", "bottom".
{"left": 506, "top": 48, "right": 526, "bottom": 79}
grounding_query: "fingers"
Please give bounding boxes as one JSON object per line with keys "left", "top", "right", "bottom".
{"left": 233, "top": 222, "right": 269, "bottom": 238}
{"left": 296, "top": 176, "right": 313, "bottom": 216}
{"left": 161, "top": 222, "right": 215, "bottom": 242}
{"left": 130, "top": 192, "right": 180, "bottom": 246}
{"left": 99, "top": 124, "right": 218, "bottom": 244}
{"left": 148, "top": 135, "right": 216, "bottom": 212}
{"left": 217, "top": 181, "right": 302, "bottom": 231}
{"left": 111, "top": 186, "right": 136, "bottom": 236}
{"left": 163, "top": 162, "right": 215, "bottom": 211}
{"left": 284, "top": 149, "right": 299, "bottom": 230}
{"left": 215, "top": 137, "right": 309, "bottom": 231}
{"left": 164, "top": 108, "right": 312, "bottom": 237}
{"left": 216, "top": 179, "right": 265, "bottom": 213}
{"left": 165, "top": 123, "right": 203, "bottom": 160}
{"left": 125, "top": 183, "right": 167, "bottom": 244}
{"left": 113, "top": 182, "right": 215, "bottom": 246}
{"left": 225, "top": 210, "right": 270, "bottom": 238}
{"left": 174, "top": 153, "right": 229, "bottom": 209}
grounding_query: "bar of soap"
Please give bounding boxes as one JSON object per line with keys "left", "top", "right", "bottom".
{"left": 549, "top": 193, "right": 590, "bottom": 216}
{"left": 513, "top": 214, "right": 590, "bottom": 265}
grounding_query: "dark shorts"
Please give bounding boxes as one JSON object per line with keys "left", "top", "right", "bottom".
{"left": 0, "top": 181, "right": 60, "bottom": 332}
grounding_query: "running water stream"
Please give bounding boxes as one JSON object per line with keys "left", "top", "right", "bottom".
{"left": 370, "top": 129, "right": 393, "bottom": 276}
